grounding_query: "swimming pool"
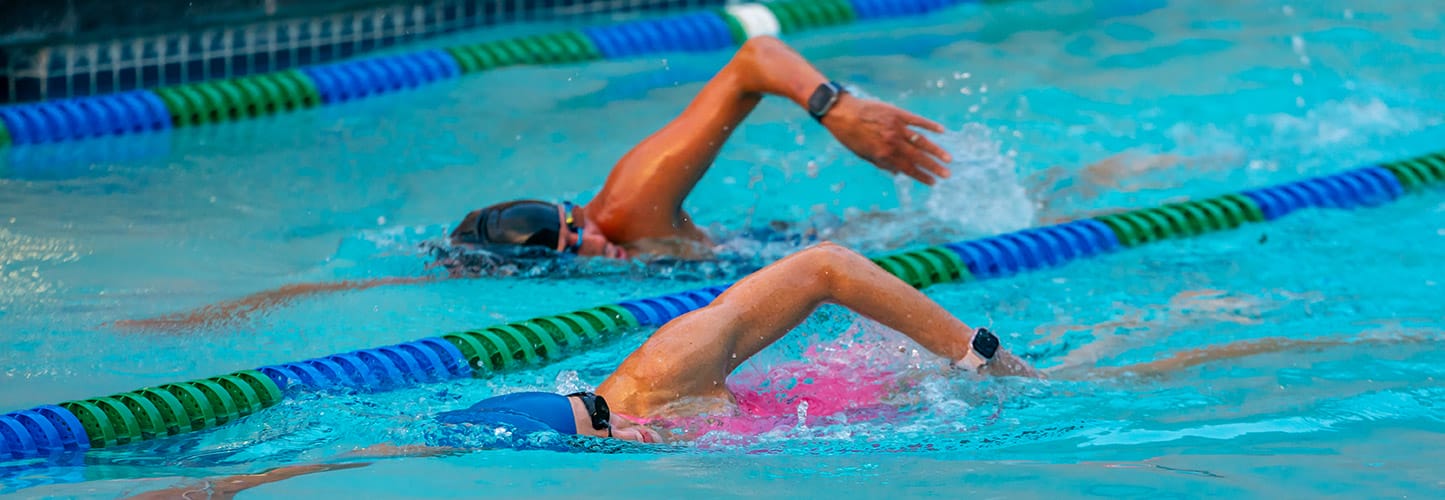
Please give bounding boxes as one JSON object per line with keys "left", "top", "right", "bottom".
{"left": 3, "top": 0, "right": 1444, "bottom": 496}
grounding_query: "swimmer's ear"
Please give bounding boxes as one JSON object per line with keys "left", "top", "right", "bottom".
{"left": 980, "top": 349, "right": 1046, "bottom": 379}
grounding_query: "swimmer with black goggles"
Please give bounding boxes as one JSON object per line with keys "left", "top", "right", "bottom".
{"left": 446, "top": 35, "right": 954, "bottom": 262}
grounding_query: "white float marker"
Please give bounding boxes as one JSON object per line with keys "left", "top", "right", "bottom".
{"left": 725, "top": 3, "right": 782, "bottom": 38}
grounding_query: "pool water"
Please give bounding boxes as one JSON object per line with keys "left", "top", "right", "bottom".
{"left": 4, "top": 0, "right": 1445, "bottom": 496}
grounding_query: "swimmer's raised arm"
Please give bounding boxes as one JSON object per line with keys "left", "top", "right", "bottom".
{"left": 584, "top": 36, "right": 953, "bottom": 246}
{"left": 598, "top": 242, "right": 1035, "bottom": 414}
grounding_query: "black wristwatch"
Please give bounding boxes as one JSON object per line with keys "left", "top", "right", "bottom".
{"left": 972, "top": 328, "right": 1000, "bottom": 359}
{"left": 956, "top": 327, "right": 999, "bottom": 373}
{"left": 807, "top": 81, "right": 846, "bottom": 122}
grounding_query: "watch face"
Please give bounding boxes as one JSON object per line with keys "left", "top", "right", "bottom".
{"left": 972, "top": 328, "right": 1000, "bottom": 359}
{"left": 808, "top": 83, "right": 837, "bottom": 117}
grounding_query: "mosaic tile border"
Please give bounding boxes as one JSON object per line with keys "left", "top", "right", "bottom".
{"left": 1, "top": 0, "right": 725, "bottom": 103}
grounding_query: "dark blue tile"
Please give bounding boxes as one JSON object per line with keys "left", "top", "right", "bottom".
{"left": 252, "top": 52, "right": 271, "bottom": 73}
{"left": 359, "top": 38, "right": 376, "bottom": 52}
{"left": 186, "top": 60, "right": 204, "bottom": 82}
{"left": 230, "top": 55, "right": 250, "bottom": 76}
{"left": 296, "top": 47, "right": 314, "bottom": 65}
{"left": 317, "top": 44, "right": 334, "bottom": 62}
{"left": 162, "top": 62, "right": 184, "bottom": 85}
{"left": 442, "top": 3, "right": 459, "bottom": 23}
{"left": 379, "top": 34, "right": 397, "bottom": 47}
{"left": 141, "top": 65, "right": 160, "bottom": 87}
{"left": 95, "top": 70, "right": 116, "bottom": 92}
{"left": 45, "top": 74, "right": 68, "bottom": 97}
{"left": 16, "top": 77, "right": 41, "bottom": 102}
{"left": 69, "top": 72, "right": 94, "bottom": 95}
{"left": 274, "top": 50, "right": 292, "bottom": 69}
{"left": 318, "top": 19, "right": 334, "bottom": 39}
{"left": 117, "top": 68, "right": 138, "bottom": 91}
{"left": 206, "top": 56, "right": 227, "bottom": 79}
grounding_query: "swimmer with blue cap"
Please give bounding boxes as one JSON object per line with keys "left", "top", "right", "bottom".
{"left": 427, "top": 242, "right": 1042, "bottom": 446}
{"left": 129, "top": 241, "right": 1396, "bottom": 496}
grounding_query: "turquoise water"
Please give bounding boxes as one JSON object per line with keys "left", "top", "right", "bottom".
{"left": 3, "top": 0, "right": 1445, "bottom": 497}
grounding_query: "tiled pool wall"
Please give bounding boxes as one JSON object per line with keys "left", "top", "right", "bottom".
{"left": 0, "top": 0, "right": 727, "bottom": 103}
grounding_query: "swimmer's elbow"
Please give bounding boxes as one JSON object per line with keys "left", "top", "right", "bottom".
{"left": 799, "top": 242, "right": 869, "bottom": 291}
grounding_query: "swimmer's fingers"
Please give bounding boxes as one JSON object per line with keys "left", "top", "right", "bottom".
{"left": 899, "top": 109, "right": 947, "bottom": 135}
{"left": 910, "top": 130, "right": 952, "bottom": 163}
{"left": 891, "top": 108, "right": 951, "bottom": 179}
{"left": 903, "top": 145, "right": 951, "bottom": 182}
{"left": 882, "top": 155, "right": 938, "bottom": 186}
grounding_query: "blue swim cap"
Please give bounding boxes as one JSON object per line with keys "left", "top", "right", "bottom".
{"left": 435, "top": 392, "right": 577, "bottom": 435}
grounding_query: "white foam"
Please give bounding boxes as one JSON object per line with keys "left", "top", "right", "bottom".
{"left": 923, "top": 124, "right": 1036, "bottom": 234}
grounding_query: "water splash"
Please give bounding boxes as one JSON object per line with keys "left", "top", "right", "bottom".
{"left": 923, "top": 124, "right": 1036, "bottom": 234}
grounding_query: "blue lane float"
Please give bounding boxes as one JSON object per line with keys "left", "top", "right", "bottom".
{"left": 0, "top": 406, "right": 90, "bottom": 458}
{"left": 618, "top": 284, "right": 731, "bottom": 326}
{"left": 583, "top": 12, "right": 736, "bottom": 59}
{"left": 1243, "top": 166, "right": 1404, "bottom": 220}
{"left": 0, "top": 91, "right": 171, "bottom": 146}
{"left": 848, "top": 0, "right": 968, "bottom": 19}
{"left": 260, "top": 337, "right": 471, "bottom": 391}
{"left": 946, "top": 219, "right": 1120, "bottom": 280}
{"left": 303, "top": 50, "right": 462, "bottom": 104}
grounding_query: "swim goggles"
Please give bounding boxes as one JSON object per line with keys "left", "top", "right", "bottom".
{"left": 566, "top": 391, "right": 612, "bottom": 437}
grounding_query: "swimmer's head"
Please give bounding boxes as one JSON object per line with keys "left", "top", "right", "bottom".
{"left": 434, "top": 391, "right": 660, "bottom": 445}
{"left": 450, "top": 200, "right": 625, "bottom": 259}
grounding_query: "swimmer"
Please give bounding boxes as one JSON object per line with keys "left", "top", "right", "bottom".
{"left": 447, "top": 36, "right": 954, "bottom": 262}
{"left": 124, "top": 242, "right": 1025, "bottom": 498}
{"left": 113, "top": 34, "right": 1209, "bottom": 332}
{"left": 113, "top": 35, "right": 952, "bottom": 331}
{"left": 122, "top": 242, "right": 1423, "bottom": 499}
{"left": 436, "top": 242, "right": 1044, "bottom": 444}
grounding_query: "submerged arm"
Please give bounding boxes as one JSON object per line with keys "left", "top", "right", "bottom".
{"left": 111, "top": 276, "right": 437, "bottom": 333}
{"left": 125, "top": 463, "right": 371, "bottom": 500}
{"left": 1088, "top": 337, "right": 1355, "bottom": 378}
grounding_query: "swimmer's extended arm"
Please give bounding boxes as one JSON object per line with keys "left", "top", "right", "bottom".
{"left": 585, "top": 36, "right": 953, "bottom": 245}
{"left": 600, "top": 243, "right": 1037, "bottom": 411}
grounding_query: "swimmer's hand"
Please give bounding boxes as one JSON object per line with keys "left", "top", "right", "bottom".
{"left": 821, "top": 94, "right": 954, "bottom": 185}
{"left": 979, "top": 348, "right": 1046, "bottom": 379}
